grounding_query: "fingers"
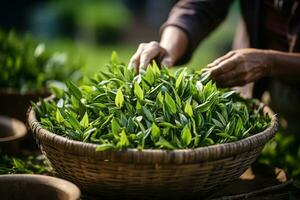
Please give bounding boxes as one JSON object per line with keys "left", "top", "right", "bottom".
{"left": 207, "top": 51, "right": 235, "bottom": 68}
{"left": 129, "top": 41, "right": 168, "bottom": 73}
{"left": 210, "top": 56, "right": 237, "bottom": 78}
{"left": 140, "top": 44, "right": 164, "bottom": 70}
{"left": 129, "top": 43, "right": 146, "bottom": 71}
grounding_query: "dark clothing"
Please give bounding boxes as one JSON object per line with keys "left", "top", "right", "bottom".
{"left": 161, "top": 0, "right": 300, "bottom": 63}
{"left": 262, "top": 0, "right": 291, "bottom": 51}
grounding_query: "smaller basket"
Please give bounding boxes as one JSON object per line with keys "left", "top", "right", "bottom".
{"left": 0, "top": 115, "right": 27, "bottom": 153}
{"left": 28, "top": 104, "right": 277, "bottom": 199}
{"left": 0, "top": 174, "right": 80, "bottom": 200}
{"left": 0, "top": 88, "right": 50, "bottom": 122}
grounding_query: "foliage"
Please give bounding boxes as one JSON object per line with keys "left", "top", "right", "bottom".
{"left": 0, "top": 154, "right": 52, "bottom": 175}
{"left": 259, "top": 133, "right": 300, "bottom": 188}
{"left": 0, "top": 30, "right": 82, "bottom": 93}
{"left": 34, "top": 52, "right": 271, "bottom": 151}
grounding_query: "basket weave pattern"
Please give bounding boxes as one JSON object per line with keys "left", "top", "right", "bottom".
{"left": 28, "top": 106, "right": 277, "bottom": 199}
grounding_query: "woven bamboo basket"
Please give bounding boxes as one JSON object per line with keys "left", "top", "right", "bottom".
{"left": 28, "top": 104, "right": 277, "bottom": 200}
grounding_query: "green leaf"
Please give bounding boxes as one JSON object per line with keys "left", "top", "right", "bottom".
{"left": 56, "top": 109, "right": 64, "bottom": 123}
{"left": 66, "top": 80, "right": 82, "bottom": 100}
{"left": 175, "top": 68, "right": 185, "bottom": 89}
{"left": 96, "top": 143, "right": 115, "bottom": 151}
{"left": 66, "top": 112, "right": 81, "bottom": 131}
{"left": 134, "top": 81, "right": 144, "bottom": 100}
{"left": 235, "top": 117, "right": 244, "bottom": 136}
{"left": 165, "top": 92, "right": 177, "bottom": 114}
{"left": 142, "top": 106, "right": 153, "bottom": 121}
{"left": 216, "top": 111, "right": 226, "bottom": 126}
{"left": 159, "top": 122, "right": 177, "bottom": 129}
{"left": 157, "top": 91, "right": 164, "bottom": 103}
{"left": 184, "top": 102, "right": 193, "bottom": 117}
{"left": 181, "top": 124, "right": 192, "bottom": 146}
{"left": 111, "top": 51, "right": 119, "bottom": 65}
{"left": 118, "top": 130, "right": 129, "bottom": 148}
{"left": 151, "top": 123, "right": 160, "bottom": 141}
{"left": 145, "top": 66, "right": 155, "bottom": 85}
{"left": 115, "top": 88, "right": 124, "bottom": 108}
{"left": 212, "top": 118, "right": 223, "bottom": 128}
{"left": 196, "top": 101, "right": 212, "bottom": 112}
{"left": 50, "top": 85, "right": 64, "bottom": 98}
{"left": 152, "top": 60, "right": 161, "bottom": 75}
{"left": 111, "top": 118, "right": 120, "bottom": 135}
{"left": 156, "top": 137, "right": 175, "bottom": 150}
{"left": 200, "top": 71, "right": 211, "bottom": 84}
{"left": 80, "top": 112, "right": 89, "bottom": 128}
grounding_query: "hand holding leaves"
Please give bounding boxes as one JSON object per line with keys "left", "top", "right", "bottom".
{"left": 35, "top": 53, "right": 271, "bottom": 151}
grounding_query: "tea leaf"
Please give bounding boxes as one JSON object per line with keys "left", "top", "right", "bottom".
{"left": 184, "top": 102, "right": 193, "bottom": 117}
{"left": 115, "top": 88, "right": 124, "bottom": 108}
{"left": 181, "top": 124, "right": 192, "bottom": 146}
{"left": 111, "top": 118, "right": 121, "bottom": 135}
{"left": 118, "top": 130, "right": 129, "bottom": 148}
{"left": 80, "top": 112, "right": 89, "bottom": 128}
{"left": 56, "top": 109, "right": 64, "bottom": 123}
{"left": 96, "top": 143, "right": 115, "bottom": 151}
{"left": 151, "top": 123, "right": 160, "bottom": 141}
{"left": 175, "top": 69, "right": 185, "bottom": 89}
{"left": 134, "top": 81, "right": 144, "bottom": 100}
{"left": 66, "top": 80, "right": 82, "bottom": 100}
{"left": 156, "top": 137, "right": 175, "bottom": 150}
{"left": 165, "top": 92, "right": 177, "bottom": 114}
{"left": 111, "top": 51, "right": 119, "bottom": 65}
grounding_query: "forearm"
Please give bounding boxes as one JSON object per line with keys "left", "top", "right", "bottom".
{"left": 267, "top": 50, "right": 300, "bottom": 83}
{"left": 159, "top": 26, "right": 189, "bottom": 65}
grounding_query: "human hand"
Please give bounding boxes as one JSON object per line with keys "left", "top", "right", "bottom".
{"left": 129, "top": 41, "right": 175, "bottom": 73}
{"left": 205, "top": 48, "right": 273, "bottom": 87}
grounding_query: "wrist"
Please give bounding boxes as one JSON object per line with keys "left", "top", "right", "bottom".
{"left": 262, "top": 49, "right": 276, "bottom": 77}
{"left": 159, "top": 26, "right": 189, "bottom": 66}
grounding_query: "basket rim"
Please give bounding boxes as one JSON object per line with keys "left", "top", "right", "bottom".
{"left": 28, "top": 102, "right": 278, "bottom": 164}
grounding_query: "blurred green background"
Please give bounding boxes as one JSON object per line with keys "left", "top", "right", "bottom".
{"left": 0, "top": 0, "right": 239, "bottom": 76}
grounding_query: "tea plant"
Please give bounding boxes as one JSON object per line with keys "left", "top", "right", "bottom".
{"left": 0, "top": 154, "right": 52, "bottom": 175}
{"left": 34, "top": 52, "right": 271, "bottom": 151}
{"left": 259, "top": 133, "right": 300, "bottom": 188}
{"left": 0, "top": 30, "right": 82, "bottom": 93}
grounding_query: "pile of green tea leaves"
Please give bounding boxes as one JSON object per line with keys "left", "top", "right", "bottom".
{"left": 34, "top": 53, "right": 271, "bottom": 151}
{"left": 259, "top": 133, "right": 300, "bottom": 188}
{"left": 0, "top": 30, "right": 82, "bottom": 93}
{"left": 0, "top": 154, "right": 52, "bottom": 175}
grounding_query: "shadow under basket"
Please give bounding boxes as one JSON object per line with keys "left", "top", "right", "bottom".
{"left": 28, "top": 105, "right": 278, "bottom": 200}
{"left": 0, "top": 174, "right": 80, "bottom": 200}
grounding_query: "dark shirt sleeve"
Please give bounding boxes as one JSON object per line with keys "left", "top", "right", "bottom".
{"left": 160, "top": 0, "right": 233, "bottom": 64}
